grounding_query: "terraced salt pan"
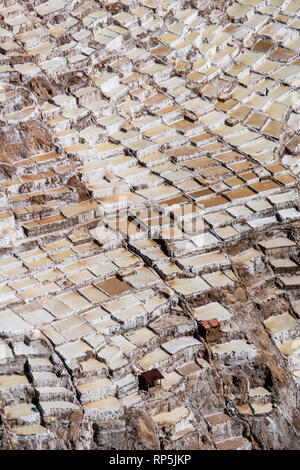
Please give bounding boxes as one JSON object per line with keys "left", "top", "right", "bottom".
{"left": 292, "top": 370, "right": 300, "bottom": 383}
{"left": 192, "top": 302, "right": 232, "bottom": 322}
{"left": 0, "top": 342, "right": 13, "bottom": 362}
{"left": 125, "top": 327, "right": 156, "bottom": 347}
{"left": 138, "top": 347, "right": 170, "bottom": 370}
{"left": 258, "top": 237, "right": 296, "bottom": 250}
{"left": 4, "top": 403, "right": 38, "bottom": 420}
{"left": 77, "top": 377, "right": 114, "bottom": 394}
{"left": 178, "top": 251, "right": 227, "bottom": 269}
{"left": 56, "top": 340, "right": 92, "bottom": 360}
{"left": 39, "top": 401, "right": 80, "bottom": 415}
{"left": 83, "top": 396, "right": 123, "bottom": 415}
{"left": 0, "top": 0, "right": 300, "bottom": 450}
{"left": 161, "top": 372, "right": 182, "bottom": 390}
{"left": 162, "top": 337, "right": 201, "bottom": 355}
{"left": 11, "top": 425, "right": 47, "bottom": 435}
{"left": 249, "top": 387, "right": 271, "bottom": 399}
{"left": 232, "top": 249, "right": 261, "bottom": 266}
{"left": 279, "top": 338, "right": 300, "bottom": 356}
{"left": 264, "top": 313, "right": 298, "bottom": 335}
{"left": 154, "top": 406, "right": 189, "bottom": 426}
{"left": 212, "top": 340, "right": 255, "bottom": 355}
{"left": 168, "top": 277, "right": 210, "bottom": 295}
{"left": 252, "top": 403, "right": 273, "bottom": 415}
{"left": 0, "top": 375, "right": 28, "bottom": 389}
{"left": 0, "top": 310, "right": 32, "bottom": 335}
